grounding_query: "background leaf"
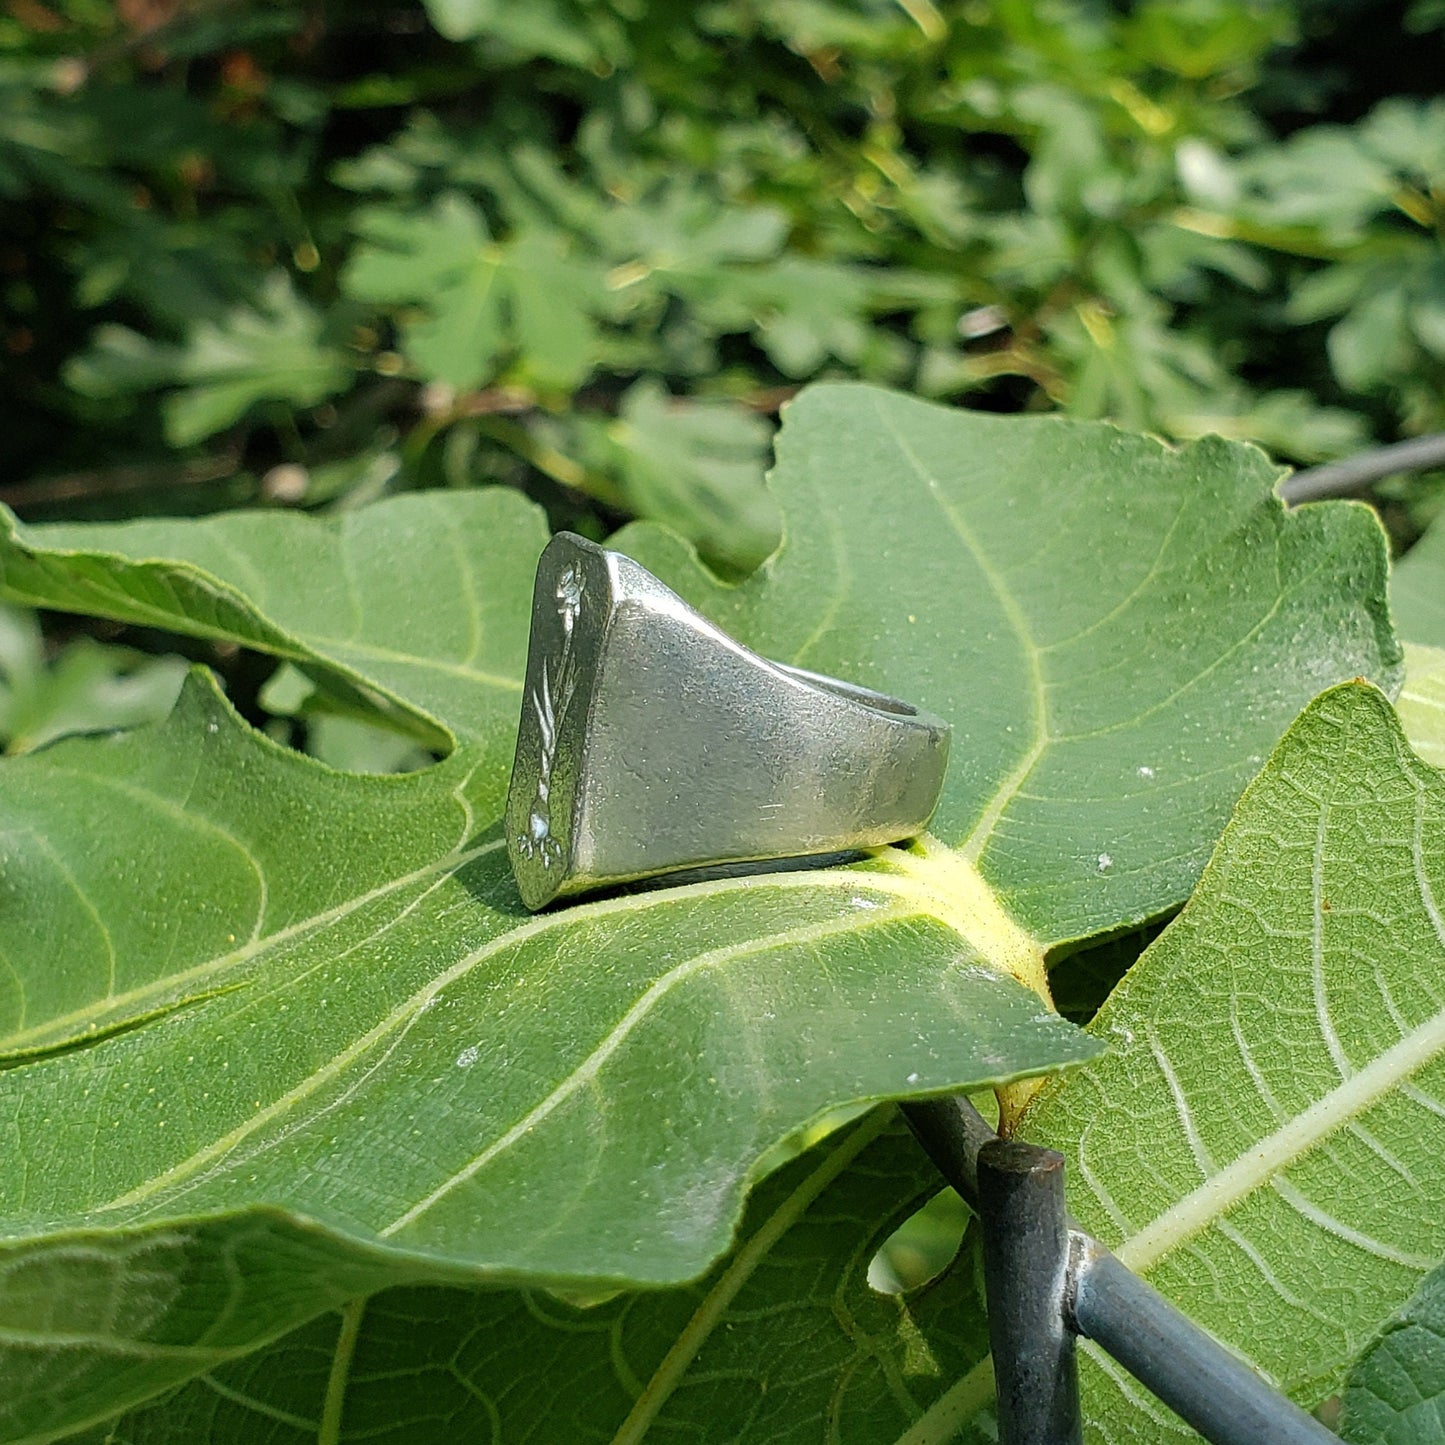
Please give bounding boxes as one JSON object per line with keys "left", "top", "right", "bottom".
{"left": 14, "top": 0, "right": 1445, "bottom": 507}
{"left": 577, "top": 379, "right": 781, "bottom": 575}
{"left": 343, "top": 196, "right": 603, "bottom": 390}
{"left": 1393, "top": 517, "right": 1445, "bottom": 648}
{"left": 0, "top": 489, "right": 549, "bottom": 762}
{"left": 1400, "top": 643, "right": 1445, "bottom": 769}
{"left": 60, "top": 1117, "right": 994, "bottom": 1445}
{"left": 0, "top": 604, "right": 186, "bottom": 756}
{"left": 65, "top": 274, "right": 353, "bottom": 447}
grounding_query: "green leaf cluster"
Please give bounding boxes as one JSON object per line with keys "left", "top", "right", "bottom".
{"left": 0, "top": 382, "right": 1436, "bottom": 1443}
{"left": 7, "top": 0, "right": 1445, "bottom": 575}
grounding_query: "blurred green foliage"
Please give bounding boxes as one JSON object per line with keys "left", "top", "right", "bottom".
{"left": 0, "top": 603, "right": 186, "bottom": 753}
{"left": 2, "top": 0, "right": 1443, "bottom": 751}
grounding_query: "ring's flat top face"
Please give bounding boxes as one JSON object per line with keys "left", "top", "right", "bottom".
{"left": 506, "top": 533, "right": 949, "bottom": 909}
{"left": 505, "top": 537, "right": 612, "bottom": 909}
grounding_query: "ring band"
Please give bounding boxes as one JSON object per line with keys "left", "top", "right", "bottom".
{"left": 506, "top": 533, "right": 950, "bottom": 909}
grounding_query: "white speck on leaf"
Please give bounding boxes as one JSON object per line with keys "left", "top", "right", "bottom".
{"left": 1096, "top": 853, "right": 1113, "bottom": 872}
{"left": 906, "top": 1072, "right": 921, "bottom": 1084}
{"left": 1137, "top": 765, "right": 1155, "bottom": 779}
{"left": 455, "top": 1046, "right": 479, "bottom": 1069}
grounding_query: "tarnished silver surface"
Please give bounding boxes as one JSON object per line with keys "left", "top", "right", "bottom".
{"left": 505, "top": 532, "right": 950, "bottom": 910}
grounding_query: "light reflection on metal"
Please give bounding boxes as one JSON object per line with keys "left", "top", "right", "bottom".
{"left": 506, "top": 532, "right": 950, "bottom": 910}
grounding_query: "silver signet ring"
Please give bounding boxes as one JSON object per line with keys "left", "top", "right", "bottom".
{"left": 505, "top": 533, "right": 950, "bottom": 910}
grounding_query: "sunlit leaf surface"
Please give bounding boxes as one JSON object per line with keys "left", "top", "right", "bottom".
{"left": 1007, "top": 685, "right": 1445, "bottom": 1441}
{"left": 1392, "top": 517, "right": 1445, "bottom": 650}
{"left": 0, "top": 385, "right": 1400, "bottom": 1439}
{"left": 1400, "top": 643, "right": 1445, "bottom": 769}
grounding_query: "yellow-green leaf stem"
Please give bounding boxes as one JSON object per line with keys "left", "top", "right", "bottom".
{"left": 879, "top": 835, "right": 1056, "bottom": 1128}
{"left": 881, "top": 835, "right": 1051, "bottom": 1005}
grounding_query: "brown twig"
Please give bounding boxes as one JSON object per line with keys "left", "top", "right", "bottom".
{"left": 0, "top": 451, "right": 243, "bottom": 510}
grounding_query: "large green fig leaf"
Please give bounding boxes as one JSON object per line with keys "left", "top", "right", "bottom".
{"left": 1, "top": 385, "right": 1400, "bottom": 948}
{"left": 919, "top": 682, "right": 1445, "bottom": 1442}
{"left": 61, "top": 1116, "right": 994, "bottom": 1445}
{"left": 0, "top": 384, "right": 1401, "bottom": 1438}
{"left": 0, "top": 675, "right": 1083, "bottom": 1443}
{"left": 620, "top": 384, "right": 1400, "bottom": 944}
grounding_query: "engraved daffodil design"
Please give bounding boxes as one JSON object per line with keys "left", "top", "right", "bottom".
{"left": 517, "top": 561, "right": 586, "bottom": 867}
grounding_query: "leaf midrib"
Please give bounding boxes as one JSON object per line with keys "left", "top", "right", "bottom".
{"left": 95, "top": 850, "right": 1048, "bottom": 1228}
{"left": 378, "top": 912, "right": 912, "bottom": 1238}
{"left": 869, "top": 395, "right": 1050, "bottom": 865}
{"left": 1121, "top": 757, "right": 1445, "bottom": 1265}
{"left": 894, "top": 765, "right": 1445, "bottom": 1443}
{"left": 316, "top": 634, "right": 521, "bottom": 690}
{"left": 1118, "top": 786, "right": 1445, "bottom": 1272}
{"left": 0, "top": 837, "right": 505, "bottom": 1058}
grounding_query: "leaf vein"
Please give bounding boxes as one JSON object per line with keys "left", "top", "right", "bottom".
{"left": 1118, "top": 1002, "right": 1445, "bottom": 1271}
{"left": 609, "top": 1114, "right": 890, "bottom": 1444}
{"left": 867, "top": 394, "right": 1050, "bottom": 863}
{"left": 380, "top": 911, "right": 913, "bottom": 1237}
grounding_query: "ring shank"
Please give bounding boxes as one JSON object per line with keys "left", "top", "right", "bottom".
{"left": 775, "top": 662, "right": 923, "bottom": 719}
